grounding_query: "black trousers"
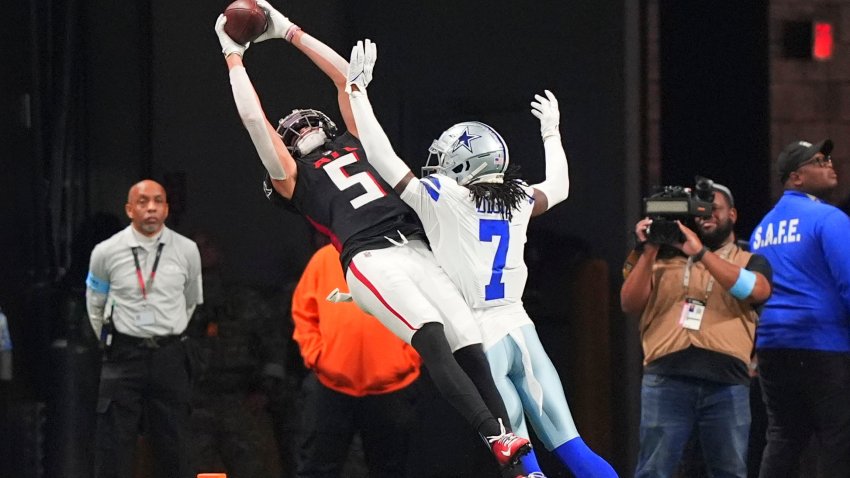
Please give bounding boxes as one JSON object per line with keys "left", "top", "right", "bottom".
{"left": 95, "top": 334, "right": 191, "bottom": 478}
{"left": 757, "top": 348, "right": 850, "bottom": 478}
{"left": 296, "top": 372, "right": 417, "bottom": 478}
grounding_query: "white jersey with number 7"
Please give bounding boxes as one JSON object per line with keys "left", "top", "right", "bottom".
{"left": 400, "top": 174, "right": 535, "bottom": 310}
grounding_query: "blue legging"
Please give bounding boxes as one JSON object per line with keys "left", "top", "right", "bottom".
{"left": 486, "top": 324, "right": 618, "bottom": 477}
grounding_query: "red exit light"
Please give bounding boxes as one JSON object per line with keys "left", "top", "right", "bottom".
{"left": 813, "top": 22, "right": 834, "bottom": 61}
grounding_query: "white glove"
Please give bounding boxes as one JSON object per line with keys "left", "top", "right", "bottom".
{"left": 531, "top": 89, "right": 560, "bottom": 140}
{"left": 254, "top": 0, "right": 298, "bottom": 43}
{"left": 215, "top": 15, "right": 249, "bottom": 57}
{"left": 346, "top": 39, "right": 377, "bottom": 94}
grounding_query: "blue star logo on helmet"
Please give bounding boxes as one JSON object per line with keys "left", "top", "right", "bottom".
{"left": 452, "top": 128, "right": 481, "bottom": 153}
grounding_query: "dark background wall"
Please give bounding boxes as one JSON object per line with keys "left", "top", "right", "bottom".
{"left": 1, "top": 0, "right": 781, "bottom": 476}
{"left": 139, "top": 0, "right": 631, "bottom": 287}
{"left": 658, "top": 0, "right": 770, "bottom": 238}
{"left": 2, "top": 2, "right": 630, "bottom": 300}
{"left": 25, "top": 0, "right": 632, "bottom": 286}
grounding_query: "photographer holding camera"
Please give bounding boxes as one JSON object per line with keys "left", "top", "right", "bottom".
{"left": 621, "top": 180, "right": 772, "bottom": 478}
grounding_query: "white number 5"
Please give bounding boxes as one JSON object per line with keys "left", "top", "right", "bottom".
{"left": 323, "top": 153, "right": 386, "bottom": 209}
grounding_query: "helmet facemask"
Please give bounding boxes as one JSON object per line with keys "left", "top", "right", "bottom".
{"left": 421, "top": 121, "right": 509, "bottom": 186}
{"left": 276, "top": 109, "right": 339, "bottom": 158}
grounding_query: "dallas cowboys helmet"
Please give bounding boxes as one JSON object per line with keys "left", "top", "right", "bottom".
{"left": 276, "top": 109, "right": 339, "bottom": 158}
{"left": 422, "top": 121, "right": 509, "bottom": 186}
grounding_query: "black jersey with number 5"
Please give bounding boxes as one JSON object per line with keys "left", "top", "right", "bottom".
{"left": 263, "top": 132, "right": 425, "bottom": 270}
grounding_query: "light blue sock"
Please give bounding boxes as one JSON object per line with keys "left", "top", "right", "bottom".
{"left": 554, "top": 437, "right": 618, "bottom": 477}
{"left": 520, "top": 448, "right": 543, "bottom": 473}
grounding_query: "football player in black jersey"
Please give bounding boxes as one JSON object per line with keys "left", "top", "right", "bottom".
{"left": 214, "top": 2, "right": 533, "bottom": 473}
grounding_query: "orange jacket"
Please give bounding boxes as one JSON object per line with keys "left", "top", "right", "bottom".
{"left": 291, "top": 244, "right": 421, "bottom": 397}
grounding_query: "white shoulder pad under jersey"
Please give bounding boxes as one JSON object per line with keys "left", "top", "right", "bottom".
{"left": 400, "top": 174, "right": 535, "bottom": 309}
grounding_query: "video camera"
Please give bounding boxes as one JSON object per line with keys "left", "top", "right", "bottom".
{"left": 643, "top": 176, "right": 715, "bottom": 245}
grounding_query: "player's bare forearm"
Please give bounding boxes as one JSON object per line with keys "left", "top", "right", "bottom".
{"left": 291, "top": 30, "right": 348, "bottom": 88}
{"left": 394, "top": 173, "right": 415, "bottom": 195}
{"left": 291, "top": 30, "right": 357, "bottom": 132}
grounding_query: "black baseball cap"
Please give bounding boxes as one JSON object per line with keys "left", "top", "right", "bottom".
{"left": 777, "top": 139, "right": 833, "bottom": 183}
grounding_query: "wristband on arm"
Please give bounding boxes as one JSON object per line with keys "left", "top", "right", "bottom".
{"left": 284, "top": 25, "right": 301, "bottom": 42}
{"left": 729, "top": 268, "right": 757, "bottom": 300}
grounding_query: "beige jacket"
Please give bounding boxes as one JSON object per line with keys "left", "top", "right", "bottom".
{"left": 639, "top": 242, "right": 758, "bottom": 367}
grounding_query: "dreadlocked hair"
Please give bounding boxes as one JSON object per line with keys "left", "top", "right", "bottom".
{"left": 467, "top": 164, "right": 529, "bottom": 221}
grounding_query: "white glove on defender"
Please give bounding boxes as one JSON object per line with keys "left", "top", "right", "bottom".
{"left": 346, "top": 39, "right": 377, "bottom": 94}
{"left": 215, "top": 15, "right": 249, "bottom": 57}
{"left": 254, "top": 0, "right": 298, "bottom": 43}
{"left": 531, "top": 89, "right": 560, "bottom": 140}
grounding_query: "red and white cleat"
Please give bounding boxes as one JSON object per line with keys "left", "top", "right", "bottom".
{"left": 487, "top": 418, "right": 532, "bottom": 467}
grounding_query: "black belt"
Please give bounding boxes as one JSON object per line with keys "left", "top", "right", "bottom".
{"left": 112, "top": 330, "right": 183, "bottom": 349}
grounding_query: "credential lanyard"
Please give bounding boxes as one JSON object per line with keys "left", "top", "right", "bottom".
{"left": 131, "top": 243, "right": 164, "bottom": 300}
{"left": 682, "top": 246, "right": 731, "bottom": 301}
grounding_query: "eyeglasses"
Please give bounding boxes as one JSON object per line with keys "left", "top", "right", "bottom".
{"left": 797, "top": 155, "right": 833, "bottom": 169}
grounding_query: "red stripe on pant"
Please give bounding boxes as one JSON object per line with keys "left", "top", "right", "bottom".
{"left": 349, "top": 260, "right": 417, "bottom": 330}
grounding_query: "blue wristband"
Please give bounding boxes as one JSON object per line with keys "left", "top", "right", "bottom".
{"left": 729, "top": 268, "right": 756, "bottom": 300}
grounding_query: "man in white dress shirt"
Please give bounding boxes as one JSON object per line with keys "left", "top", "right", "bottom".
{"left": 85, "top": 179, "right": 203, "bottom": 478}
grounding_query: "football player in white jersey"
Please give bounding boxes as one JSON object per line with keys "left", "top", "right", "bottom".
{"left": 345, "top": 40, "right": 618, "bottom": 478}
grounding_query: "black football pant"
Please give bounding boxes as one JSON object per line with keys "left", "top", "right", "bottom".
{"left": 757, "top": 348, "right": 850, "bottom": 478}
{"left": 295, "top": 372, "right": 417, "bottom": 478}
{"left": 94, "top": 336, "right": 192, "bottom": 478}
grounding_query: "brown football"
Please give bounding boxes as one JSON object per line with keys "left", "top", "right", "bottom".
{"left": 223, "top": 0, "right": 268, "bottom": 44}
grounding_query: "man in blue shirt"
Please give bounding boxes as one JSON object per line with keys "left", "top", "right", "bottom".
{"left": 749, "top": 138, "right": 850, "bottom": 478}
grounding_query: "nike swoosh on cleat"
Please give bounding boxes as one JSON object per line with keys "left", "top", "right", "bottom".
{"left": 501, "top": 450, "right": 512, "bottom": 456}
